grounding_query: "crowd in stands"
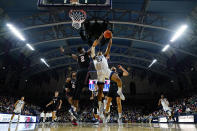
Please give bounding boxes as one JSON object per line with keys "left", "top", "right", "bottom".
{"left": 140, "top": 95, "right": 197, "bottom": 123}
{"left": 0, "top": 96, "right": 40, "bottom": 116}
{"left": 1, "top": 94, "right": 197, "bottom": 123}
{"left": 52, "top": 95, "right": 197, "bottom": 123}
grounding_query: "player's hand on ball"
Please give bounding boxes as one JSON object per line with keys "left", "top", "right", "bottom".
{"left": 60, "top": 46, "right": 64, "bottom": 53}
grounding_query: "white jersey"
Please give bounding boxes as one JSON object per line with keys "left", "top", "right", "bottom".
{"left": 15, "top": 100, "right": 24, "bottom": 110}
{"left": 161, "top": 98, "right": 171, "bottom": 111}
{"left": 40, "top": 112, "right": 45, "bottom": 117}
{"left": 93, "top": 55, "right": 109, "bottom": 71}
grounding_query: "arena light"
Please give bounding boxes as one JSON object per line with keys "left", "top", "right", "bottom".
{"left": 26, "top": 43, "right": 35, "bottom": 51}
{"left": 6, "top": 23, "right": 25, "bottom": 41}
{"left": 170, "top": 25, "right": 188, "bottom": 42}
{"left": 162, "top": 44, "right": 170, "bottom": 52}
{"left": 40, "top": 58, "right": 50, "bottom": 67}
{"left": 148, "top": 59, "right": 157, "bottom": 68}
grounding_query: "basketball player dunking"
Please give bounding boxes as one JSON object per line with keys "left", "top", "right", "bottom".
{"left": 9, "top": 96, "right": 25, "bottom": 124}
{"left": 105, "top": 65, "right": 129, "bottom": 124}
{"left": 158, "top": 94, "right": 173, "bottom": 121}
{"left": 46, "top": 91, "right": 62, "bottom": 122}
{"left": 60, "top": 46, "right": 91, "bottom": 124}
{"left": 91, "top": 32, "right": 125, "bottom": 119}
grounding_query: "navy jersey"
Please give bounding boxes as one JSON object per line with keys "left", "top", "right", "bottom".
{"left": 52, "top": 96, "right": 61, "bottom": 107}
{"left": 77, "top": 52, "right": 90, "bottom": 69}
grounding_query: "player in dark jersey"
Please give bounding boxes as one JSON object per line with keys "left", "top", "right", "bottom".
{"left": 104, "top": 65, "right": 129, "bottom": 125}
{"left": 64, "top": 71, "right": 78, "bottom": 121}
{"left": 60, "top": 46, "right": 91, "bottom": 123}
{"left": 46, "top": 91, "right": 62, "bottom": 122}
{"left": 90, "top": 84, "right": 100, "bottom": 125}
{"left": 64, "top": 71, "right": 76, "bottom": 106}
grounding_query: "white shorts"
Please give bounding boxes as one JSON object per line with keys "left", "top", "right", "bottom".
{"left": 14, "top": 108, "right": 21, "bottom": 114}
{"left": 97, "top": 68, "right": 112, "bottom": 83}
{"left": 163, "top": 106, "right": 171, "bottom": 112}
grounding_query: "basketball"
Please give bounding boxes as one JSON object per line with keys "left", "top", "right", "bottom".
{"left": 104, "top": 30, "right": 112, "bottom": 38}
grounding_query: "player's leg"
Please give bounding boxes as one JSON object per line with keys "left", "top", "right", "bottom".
{"left": 110, "top": 73, "right": 125, "bottom": 100}
{"left": 17, "top": 114, "right": 21, "bottom": 123}
{"left": 52, "top": 111, "right": 56, "bottom": 122}
{"left": 116, "top": 97, "right": 122, "bottom": 124}
{"left": 104, "top": 97, "right": 112, "bottom": 123}
{"left": 97, "top": 82, "right": 104, "bottom": 117}
{"left": 105, "top": 97, "right": 112, "bottom": 114}
{"left": 9, "top": 113, "right": 15, "bottom": 123}
{"left": 93, "top": 98, "right": 99, "bottom": 124}
{"left": 73, "top": 69, "right": 88, "bottom": 112}
{"left": 68, "top": 97, "right": 73, "bottom": 105}
{"left": 72, "top": 70, "right": 82, "bottom": 112}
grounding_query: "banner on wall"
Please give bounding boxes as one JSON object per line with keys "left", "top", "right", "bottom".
{"left": 178, "top": 115, "right": 194, "bottom": 123}
{"left": 158, "top": 117, "right": 168, "bottom": 123}
{"left": 0, "top": 113, "right": 36, "bottom": 123}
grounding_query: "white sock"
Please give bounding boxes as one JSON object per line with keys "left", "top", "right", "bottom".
{"left": 118, "top": 88, "right": 122, "bottom": 92}
{"left": 72, "top": 106, "right": 76, "bottom": 112}
{"left": 98, "top": 101, "right": 102, "bottom": 114}
{"left": 71, "top": 106, "right": 76, "bottom": 111}
{"left": 118, "top": 113, "right": 122, "bottom": 118}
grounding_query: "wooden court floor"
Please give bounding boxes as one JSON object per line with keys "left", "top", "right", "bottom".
{"left": 2, "top": 123, "right": 197, "bottom": 131}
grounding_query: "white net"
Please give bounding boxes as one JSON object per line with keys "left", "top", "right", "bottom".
{"left": 69, "top": 10, "right": 86, "bottom": 29}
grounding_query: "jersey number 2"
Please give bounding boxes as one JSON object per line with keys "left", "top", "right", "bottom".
{"left": 80, "top": 56, "right": 85, "bottom": 62}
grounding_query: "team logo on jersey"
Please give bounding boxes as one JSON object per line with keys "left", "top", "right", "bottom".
{"left": 96, "top": 56, "right": 103, "bottom": 62}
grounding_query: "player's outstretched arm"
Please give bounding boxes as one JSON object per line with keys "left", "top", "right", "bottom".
{"left": 58, "top": 100, "right": 62, "bottom": 109}
{"left": 60, "top": 46, "right": 78, "bottom": 60}
{"left": 46, "top": 101, "right": 53, "bottom": 107}
{"left": 118, "top": 65, "right": 129, "bottom": 76}
{"left": 89, "top": 33, "right": 104, "bottom": 58}
{"left": 104, "top": 33, "right": 112, "bottom": 57}
{"left": 158, "top": 99, "right": 161, "bottom": 106}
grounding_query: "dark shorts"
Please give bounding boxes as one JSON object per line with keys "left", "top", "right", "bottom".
{"left": 49, "top": 104, "right": 59, "bottom": 112}
{"left": 108, "top": 86, "right": 119, "bottom": 98}
{"left": 73, "top": 68, "right": 89, "bottom": 100}
{"left": 66, "top": 91, "right": 73, "bottom": 98}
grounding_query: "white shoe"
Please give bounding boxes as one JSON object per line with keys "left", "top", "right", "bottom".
{"left": 105, "top": 114, "right": 110, "bottom": 123}
{"left": 118, "top": 118, "right": 122, "bottom": 125}
{"left": 117, "top": 90, "right": 125, "bottom": 100}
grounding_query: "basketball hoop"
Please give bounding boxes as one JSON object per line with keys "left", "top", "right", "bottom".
{"left": 69, "top": 9, "right": 86, "bottom": 29}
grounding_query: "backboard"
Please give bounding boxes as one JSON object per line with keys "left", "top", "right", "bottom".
{"left": 37, "top": 0, "right": 112, "bottom": 10}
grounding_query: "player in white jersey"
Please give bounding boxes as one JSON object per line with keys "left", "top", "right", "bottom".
{"left": 158, "top": 94, "right": 173, "bottom": 120}
{"left": 91, "top": 32, "right": 125, "bottom": 118}
{"left": 9, "top": 96, "right": 25, "bottom": 124}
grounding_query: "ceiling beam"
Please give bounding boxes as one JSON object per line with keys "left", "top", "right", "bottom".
{"left": 2, "top": 36, "right": 197, "bottom": 58}
{"left": 28, "top": 61, "right": 173, "bottom": 78}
